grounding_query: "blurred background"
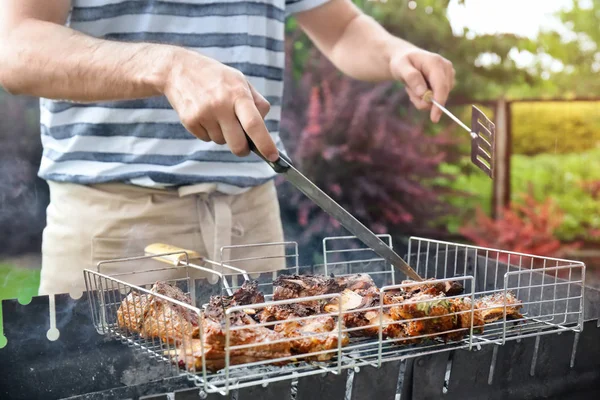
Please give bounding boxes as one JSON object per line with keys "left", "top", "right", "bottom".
{"left": 0, "top": 0, "right": 599, "bottom": 312}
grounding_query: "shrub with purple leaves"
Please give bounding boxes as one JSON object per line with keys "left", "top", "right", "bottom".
{"left": 277, "top": 54, "right": 462, "bottom": 260}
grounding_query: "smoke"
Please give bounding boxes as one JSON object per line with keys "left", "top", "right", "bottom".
{"left": 0, "top": 90, "right": 48, "bottom": 257}
{"left": 0, "top": 156, "right": 49, "bottom": 256}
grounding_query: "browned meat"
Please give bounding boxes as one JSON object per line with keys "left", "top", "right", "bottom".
{"left": 258, "top": 295, "right": 348, "bottom": 361}
{"left": 116, "top": 291, "right": 148, "bottom": 334}
{"left": 334, "top": 274, "right": 378, "bottom": 293}
{"left": 387, "top": 293, "right": 455, "bottom": 343}
{"left": 445, "top": 297, "right": 485, "bottom": 341}
{"left": 116, "top": 282, "right": 199, "bottom": 344}
{"left": 177, "top": 316, "right": 291, "bottom": 372}
{"left": 400, "top": 279, "right": 464, "bottom": 297}
{"left": 474, "top": 292, "right": 523, "bottom": 323}
{"left": 258, "top": 302, "right": 321, "bottom": 323}
{"left": 274, "top": 316, "right": 349, "bottom": 361}
{"left": 177, "top": 282, "right": 292, "bottom": 372}
{"left": 273, "top": 274, "right": 341, "bottom": 300}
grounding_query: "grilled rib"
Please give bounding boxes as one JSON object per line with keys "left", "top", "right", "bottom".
{"left": 258, "top": 297, "right": 349, "bottom": 361}
{"left": 116, "top": 282, "right": 199, "bottom": 344}
{"left": 474, "top": 292, "right": 523, "bottom": 323}
{"left": 177, "top": 281, "right": 292, "bottom": 372}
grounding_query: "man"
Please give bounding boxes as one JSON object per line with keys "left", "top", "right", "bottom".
{"left": 0, "top": 0, "right": 455, "bottom": 297}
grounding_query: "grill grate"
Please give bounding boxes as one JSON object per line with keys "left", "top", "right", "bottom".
{"left": 82, "top": 236, "right": 586, "bottom": 397}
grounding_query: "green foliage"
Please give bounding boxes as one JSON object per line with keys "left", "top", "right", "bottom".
{"left": 511, "top": 102, "right": 600, "bottom": 155}
{"left": 367, "top": 0, "right": 541, "bottom": 101}
{"left": 0, "top": 264, "right": 41, "bottom": 345}
{"left": 537, "top": 0, "right": 600, "bottom": 97}
{"left": 511, "top": 149, "right": 600, "bottom": 242}
{"left": 432, "top": 159, "right": 493, "bottom": 234}
{"left": 440, "top": 149, "right": 600, "bottom": 242}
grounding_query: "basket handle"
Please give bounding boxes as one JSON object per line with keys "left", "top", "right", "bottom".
{"left": 144, "top": 243, "right": 203, "bottom": 266}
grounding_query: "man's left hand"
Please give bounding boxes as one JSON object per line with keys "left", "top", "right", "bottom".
{"left": 389, "top": 48, "right": 456, "bottom": 123}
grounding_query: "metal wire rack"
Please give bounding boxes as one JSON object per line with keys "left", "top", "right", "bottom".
{"left": 83, "top": 236, "right": 586, "bottom": 396}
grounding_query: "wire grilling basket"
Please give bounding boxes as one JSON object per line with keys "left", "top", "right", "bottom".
{"left": 83, "top": 236, "right": 586, "bottom": 396}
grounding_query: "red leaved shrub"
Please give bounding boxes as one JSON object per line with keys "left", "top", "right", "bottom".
{"left": 277, "top": 53, "right": 462, "bottom": 257}
{"left": 459, "top": 189, "right": 581, "bottom": 264}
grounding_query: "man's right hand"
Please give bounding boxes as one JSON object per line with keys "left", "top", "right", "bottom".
{"left": 162, "top": 50, "right": 279, "bottom": 161}
{"left": 0, "top": 0, "right": 278, "bottom": 162}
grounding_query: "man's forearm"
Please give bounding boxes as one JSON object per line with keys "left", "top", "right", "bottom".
{"left": 328, "top": 14, "right": 415, "bottom": 82}
{"left": 0, "top": 19, "right": 182, "bottom": 101}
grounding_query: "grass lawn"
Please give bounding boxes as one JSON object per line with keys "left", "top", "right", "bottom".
{"left": 0, "top": 263, "right": 41, "bottom": 347}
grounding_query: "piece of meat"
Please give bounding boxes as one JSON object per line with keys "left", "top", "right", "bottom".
{"left": 388, "top": 293, "right": 456, "bottom": 343}
{"left": 400, "top": 279, "right": 464, "bottom": 297}
{"left": 142, "top": 282, "right": 200, "bottom": 343}
{"left": 258, "top": 302, "right": 321, "bottom": 323}
{"left": 177, "top": 316, "right": 291, "bottom": 372}
{"left": 116, "top": 282, "right": 199, "bottom": 344}
{"left": 116, "top": 291, "right": 149, "bottom": 334}
{"left": 274, "top": 316, "right": 349, "bottom": 361}
{"left": 177, "top": 281, "right": 292, "bottom": 372}
{"left": 334, "top": 274, "right": 378, "bottom": 293}
{"left": 258, "top": 297, "right": 349, "bottom": 361}
{"left": 474, "top": 292, "right": 523, "bottom": 323}
{"left": 232, "top": 280, "right": 265, "bottom": 306}
{"left": 444, "top": 297, "right": 485, "bottom": 341}
{"left": 272, "top": 274, "right": 342, "bottom": 300}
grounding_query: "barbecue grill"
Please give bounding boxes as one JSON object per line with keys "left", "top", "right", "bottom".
{"left": 1, "top": 236, "right": 599, "bottom": 400}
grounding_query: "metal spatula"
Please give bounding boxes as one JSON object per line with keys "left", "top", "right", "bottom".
{"left": 423, "top": 91, "right": 495, "bottom": 179}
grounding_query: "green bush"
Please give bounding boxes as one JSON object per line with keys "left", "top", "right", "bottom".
{"left": 438, "top": 148, "right": 600, "bottom": 242}
{"left": 511, "top": 149, "right": 600, "bottom": 241}
{"left": 512, "top": 102, "right": 600, "bottom": 155}
{"left": 432, "top": 159, "right": 493, "bottom": 234}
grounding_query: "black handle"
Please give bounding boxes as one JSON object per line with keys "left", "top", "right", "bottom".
{"left": 245, "top": 133, "right": 292, "bottom": 173}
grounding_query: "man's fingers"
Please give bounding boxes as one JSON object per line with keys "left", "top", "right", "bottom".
{"left": 234, "top": 97, "right": 278, "bottom": 161}
{"left": 248, "top": 83, "right": 271, "bottom": 118}
{"left": 220, "top": 115, "right": 250, "bottom": 157}
{"left": 202, "top": 119, "right": 225, "bottom": 145}
{"left": 181, "top": 117, "right": 210, "bottom": 142}
{"left": 411, "top": 53, "right": 453, "bottom": 123}
{"left": 392, "top": 58, "right": 429, "bottom": 99}
{"left": 406, "top": 87, "right": 431, "bottom": 111}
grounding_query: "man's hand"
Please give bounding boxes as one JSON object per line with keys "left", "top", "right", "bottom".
{"left": 389, "top": 48, "right": 456, "bottom": 123}
{"left": 164, "top": 51, "right": 278, "bottom": 161}
{"left": 296, "top": 0, "right": 456, "bottom": 123}
{"left": 0, "top": 0, "right": 278, "bottom": 161}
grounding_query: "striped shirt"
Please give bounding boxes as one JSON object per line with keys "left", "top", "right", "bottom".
{"left": 39, "top": 0, "right": 329, "bottom": 194}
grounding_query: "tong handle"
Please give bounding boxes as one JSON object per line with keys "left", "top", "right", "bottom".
{"left": 144, "top": 243, "right": 203, "bottom": 266}
{"left": 245, "top": 133, "right": 292, "bottom": 173}
{"left": 422, "top": 90, "right": 472, "bottom": 135}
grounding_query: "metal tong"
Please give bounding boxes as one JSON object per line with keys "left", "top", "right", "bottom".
{"left": 423, "top": 90, "right": 496, "bottom": 179}
{"left": 246, "top": 135, "right": 423, "bottom": 281}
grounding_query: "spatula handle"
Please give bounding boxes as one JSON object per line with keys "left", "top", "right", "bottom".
{"left": 422, "top": 90, "right": 472, "bottom": 134}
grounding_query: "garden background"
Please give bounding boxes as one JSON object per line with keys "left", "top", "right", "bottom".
{"left": 1, "top": 0, "right": 599, "bottom": 335}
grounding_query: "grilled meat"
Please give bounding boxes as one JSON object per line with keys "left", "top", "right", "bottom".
{"left": 177, "top": 317, "right": 291, "bottom": 372}
{"left": 445, "top": 297, "right": 485, "bottom": 341}
{"left": 259, "top": 302, "right": 321, "bottom": 323}
{"left": 116, "top": 282, "right": 199, "bottom": 344}
{"left": 274, "top": 316, "right": 349, "bottom": 361}
{"left": 475, "top": 292, "right": 523, "bottom": 323}
{"left": 399, "top": 279, "right": 464, "bottom": 297}
{"left": 335, "top": 274, "right": 378, "bottom": 293}
{"left": 258, "top": 294, "right": 349, "bottom": 361}
{"left": 177, "top": 281, "right": 292, "bottom": 372}
{"left": 116, "top": 290, "right": 149, "bottom": 334}
{"left": 272, "top": 273, "right": 377, "bottom": 300}
{"left": 388, "top": 293, "right": 455, "bottom": 343}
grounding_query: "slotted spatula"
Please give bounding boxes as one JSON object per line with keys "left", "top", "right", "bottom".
{"left": 423, "top": 90, "right": 495, "bottom": 179}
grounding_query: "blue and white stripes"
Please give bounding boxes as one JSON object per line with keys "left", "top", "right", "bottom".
{"left": 39, "top": 0, "right": 328, "bottom": 193}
